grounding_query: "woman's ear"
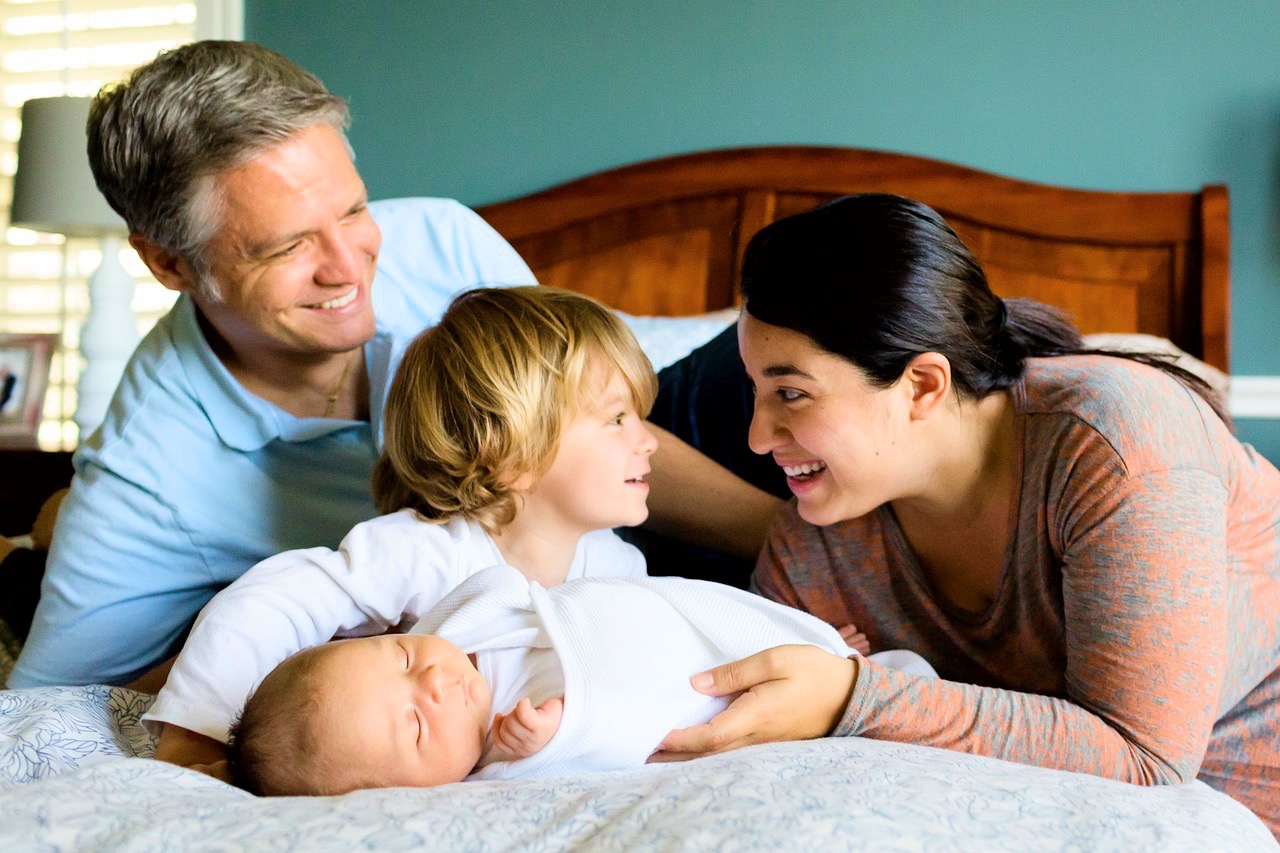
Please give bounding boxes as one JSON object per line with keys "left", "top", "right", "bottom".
{"left": 128, "top": 233, "right": 198, "bottom": 293}
{"left": 902, "top": 352, "right": 951, "bottom": 420}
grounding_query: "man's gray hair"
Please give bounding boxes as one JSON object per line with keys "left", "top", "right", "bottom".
{"left": 87, "top": 40, "right": 351, "bottom": 301}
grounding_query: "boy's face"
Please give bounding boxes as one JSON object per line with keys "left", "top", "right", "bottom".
{"left": 524, "top": 370, "right": 658, "bottom": 536}
{"left": 304, "top": 633, "right": 492, "bottom": 792}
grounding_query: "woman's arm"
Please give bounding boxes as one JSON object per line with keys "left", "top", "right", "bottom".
{"left": 652, "top": 645, "right": 857, "bottom": 759}
{"left": 657, "top": 468, "right": 1228, "bottom": 785}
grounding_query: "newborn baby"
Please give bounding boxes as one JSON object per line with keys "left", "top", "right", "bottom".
{"left": 231, "top": 567, "right": 936, "bottom": 795}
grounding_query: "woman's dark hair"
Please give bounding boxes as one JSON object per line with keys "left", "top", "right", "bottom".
{"left": 740, "top": 193, "right": 1229, "bottom": 424}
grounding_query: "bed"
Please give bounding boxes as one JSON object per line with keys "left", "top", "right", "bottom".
{"left": 2, "top": 146, "right": 1272, "bottom": 850}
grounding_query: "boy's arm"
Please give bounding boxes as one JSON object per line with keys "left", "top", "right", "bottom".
{"left": 478, "top": 696, "right": 564, "bottom": 767}
{"left": 153, "top": 722, "right": 227, "bottom": 770}
{"left": 147, "top": 515, "right": 470, "bottom": 745}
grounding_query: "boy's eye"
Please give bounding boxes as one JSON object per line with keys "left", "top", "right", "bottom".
{"left": 402, "top": 646, "right": 411, "bottom": 670}
{"left": 777, "top": 389, "right": 804, "bottom": 403}
{"left": 608, "top": 413, "right": 624, "bottom": 426}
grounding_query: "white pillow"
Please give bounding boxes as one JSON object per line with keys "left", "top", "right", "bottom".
{"left": 617, "top": 308, "right": 740, "bottom": 371}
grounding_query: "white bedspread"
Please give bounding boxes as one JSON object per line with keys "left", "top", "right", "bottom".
{"left": 1, "top": 685, "right": 1274, "bottom": 851}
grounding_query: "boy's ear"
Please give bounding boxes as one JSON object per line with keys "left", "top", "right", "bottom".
{"left": 493, "top": 463, "right": 535, "bottom": 493}
{"left": 902, "top": 352, "right": 951, "bottom": 420}
{"left": 506, "top": 471, "right": 536, "bottom": 492}
{"left": 128, "top": 233, "right": 198, "bottom": 294}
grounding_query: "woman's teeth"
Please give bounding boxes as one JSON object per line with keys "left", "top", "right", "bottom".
{"left": 783, "top": 461, "right": 827, "bottom": 478}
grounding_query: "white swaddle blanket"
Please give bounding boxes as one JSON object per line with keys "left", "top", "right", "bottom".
{"left": 410, "top": 566, "right": 935, "bottom": 781}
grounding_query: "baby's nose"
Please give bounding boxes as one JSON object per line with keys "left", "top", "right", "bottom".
{"left": 422, "top": 666, "right": 462, "bottom": 702}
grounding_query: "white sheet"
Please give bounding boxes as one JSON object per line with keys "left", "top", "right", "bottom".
{"left": 1, "top": 684, "right": 1274, "bottom": 851}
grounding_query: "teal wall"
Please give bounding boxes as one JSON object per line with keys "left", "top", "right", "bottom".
{"left": 246, "top": 0, "right": 1280, "bottom": 457}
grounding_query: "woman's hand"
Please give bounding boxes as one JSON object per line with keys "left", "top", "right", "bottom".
{"left": 649, "top": 644, "right": 859, "bottom": 762}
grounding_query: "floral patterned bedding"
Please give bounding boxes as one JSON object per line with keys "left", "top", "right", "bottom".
{"left": 1, "top": 684, "right": 1275, "bottom": 852}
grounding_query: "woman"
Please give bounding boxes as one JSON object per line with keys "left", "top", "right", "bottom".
{"left": 655, "top": 193, "right": 1280, "bottom": 834}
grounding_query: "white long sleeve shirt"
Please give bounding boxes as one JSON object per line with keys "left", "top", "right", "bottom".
{"left": 145, "top": 510, "right": 645, "bottom": 741}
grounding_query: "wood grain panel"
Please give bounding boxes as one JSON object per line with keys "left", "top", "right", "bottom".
{"left": 477, "top": 146, "right": 1229, "bottom": 371}
{"left": 534, "top": 229, "right": 715, "bottom": 317}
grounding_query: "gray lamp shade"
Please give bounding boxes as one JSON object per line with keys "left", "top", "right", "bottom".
{"left": 10, "top": 96, "right": 125, "bottom": 237}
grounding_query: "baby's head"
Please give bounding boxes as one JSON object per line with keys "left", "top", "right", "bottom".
{"left": 229, "top": 633, "right": 491, "bottom": 796}
{"left": 371, "top": 285, "right": 658, "bottom": 529}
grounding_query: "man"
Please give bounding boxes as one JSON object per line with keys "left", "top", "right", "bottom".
{"left": 10, "top": 42, "right": 782, "bottom": 769}
{"left": 8, "top": 41, "right": 779, "bottom": 702}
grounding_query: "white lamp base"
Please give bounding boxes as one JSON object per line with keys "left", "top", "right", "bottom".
{"left": 74, "top": 234, "right": 139, "bottom": 438}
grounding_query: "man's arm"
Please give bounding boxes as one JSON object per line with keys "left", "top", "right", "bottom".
{"left": 10, "top": 469, "right": 215, "bottom": 688}
{"left": 644, "top": 425, "right": 782, "bottom": 562}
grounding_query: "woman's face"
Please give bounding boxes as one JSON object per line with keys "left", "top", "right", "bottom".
{"left": 738, "top": 313, "right": 913, "bottom": 527}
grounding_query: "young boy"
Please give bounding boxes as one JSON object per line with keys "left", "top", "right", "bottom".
{"left": 146, "top": 286, "right": 659, "bottom": 753}
{"left": 229, "top": 565, "right": 936, "bottom": 795}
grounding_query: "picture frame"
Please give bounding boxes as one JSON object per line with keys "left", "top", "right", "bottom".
{"left": 0, "top": 333, "right": 58, "bottom": 449}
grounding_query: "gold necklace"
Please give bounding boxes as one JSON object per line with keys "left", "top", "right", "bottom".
{"left": 322, "top": 351, "right": 357, "bottom": 418}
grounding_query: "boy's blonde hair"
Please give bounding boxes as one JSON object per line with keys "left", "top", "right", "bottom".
{"left": 371, "top": 286, "right": 658, "bottom": 531}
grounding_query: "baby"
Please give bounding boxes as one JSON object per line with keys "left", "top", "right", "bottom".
{"left": 229, "top": 565, "right": 937, "bottom": 795}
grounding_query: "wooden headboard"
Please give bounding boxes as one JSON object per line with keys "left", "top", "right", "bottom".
{"left": 477, "top": 146, "right": 1230, "bottom": 372}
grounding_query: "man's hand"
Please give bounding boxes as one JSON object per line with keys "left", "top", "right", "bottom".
{"left": 484, "top": 696, "right": 564, "bottom": 764}
{"left": 31, "top": 488, "right": 68, "bottom": 551}
{"left": 649, "top": 644, "right": 858, "bottom": 762}
{"left": 1, "top": 487, "right": 68, "bottom": 561}
{"left": 837, "top": 623, "right": 871, "bottom": 656}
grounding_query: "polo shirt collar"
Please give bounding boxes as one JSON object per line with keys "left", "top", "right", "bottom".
{"left": 172, "top": 296, "right": 367, "bottom": 451}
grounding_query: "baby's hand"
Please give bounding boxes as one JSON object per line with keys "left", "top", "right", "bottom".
{"left": 488, "top": 696, "right": 564, "bottom": 763}
{"left": 837, "top": 623, "right": 871, "bottom": 656}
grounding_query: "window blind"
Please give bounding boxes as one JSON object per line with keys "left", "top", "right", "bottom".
{"left": 1, "top": 0, "right": 197, "bottom": 448}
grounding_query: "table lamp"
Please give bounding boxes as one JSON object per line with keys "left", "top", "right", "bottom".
{"left": 9, "top": 95, "right": 137, "bottom": 439}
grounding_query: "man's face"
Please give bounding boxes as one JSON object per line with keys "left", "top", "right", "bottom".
{"left": 194, "top": 125, "right": 382, "bottom": 363}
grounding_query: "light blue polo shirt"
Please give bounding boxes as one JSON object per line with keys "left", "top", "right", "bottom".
{"left": 9, "top": 199, "right": 536, "bottom": 688}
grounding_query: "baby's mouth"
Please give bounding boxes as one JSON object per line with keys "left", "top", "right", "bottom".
{"left": 782, "top": 461, "right": 827, "bottom": 480}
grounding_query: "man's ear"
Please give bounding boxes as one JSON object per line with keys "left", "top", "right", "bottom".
{"left": 128, "top": 233, "right": 197, "bottom": 294}
{"left": 902, "top": 352, "right": 951, "bottom": 420}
